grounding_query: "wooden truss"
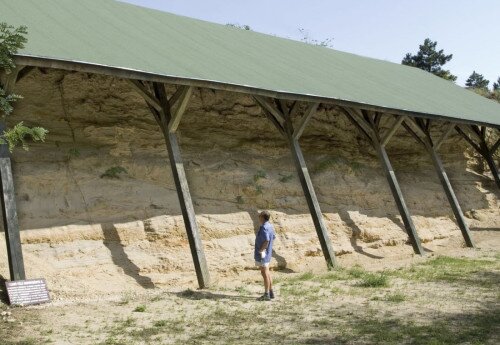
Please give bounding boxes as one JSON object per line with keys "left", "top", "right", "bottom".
{"left": 402, "top": 118, "right": 474, "bottom": 248}
{"left": 2, "top": 65, "right": 497, "bottom": 286}
{"left": 455, "top": 125, "right": 499, "bottom": 189}
{"left": 127, "top": 80, "right": 210, "bottom": 288}
{"left": 337, "top": 108, "right": 425, "bottom": 255}
{"left": 253, "top": 96, "right": 337, "bottom": 268}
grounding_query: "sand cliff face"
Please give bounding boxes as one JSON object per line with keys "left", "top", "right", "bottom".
{"left": 0, "top": 69, "right": 498, "bottom": 295}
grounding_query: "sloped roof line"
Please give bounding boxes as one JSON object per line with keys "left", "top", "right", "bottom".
{"left": 1, "top": 0, "right": 499, "bottom": 127}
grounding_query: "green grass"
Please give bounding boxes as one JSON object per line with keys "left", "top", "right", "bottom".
{"left": 356, "top": 273, "right": 389, "bottom": 288}
{"left": 390, "top": 256, "right": 498, "bottom": 287}
{"left": 253, "top": 170, "right": 267, "bottom": 182}
{"left": 278, "top": 173, "right": 294, "bottom": 183}
{"left": 133, "top": 305, "right": 146, "bottom": 313}
{"left": 384, "top": 292, "right": 406, "bottom": 302}
{"left": 100, "top": 166, "right": 128, "bottom": 179}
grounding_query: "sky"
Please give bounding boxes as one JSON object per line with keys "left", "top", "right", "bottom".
{"left": 121, "top": 0, "right": 500, "bottom": 86}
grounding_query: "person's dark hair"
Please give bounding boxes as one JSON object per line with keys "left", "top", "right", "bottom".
{"left": 259, "top": 210, "right": 271, "bottom": 221}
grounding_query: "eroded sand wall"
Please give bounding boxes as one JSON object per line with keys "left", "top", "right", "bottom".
{"left": 0, "top": 70, "right": 498, "bottom": 294}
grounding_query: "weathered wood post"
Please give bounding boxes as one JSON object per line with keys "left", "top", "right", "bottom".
{"left": 456, "top": 125, "right": 499, "bottom": 189}
{"left": 254, "top": 97, "right": 337, "bottom": 268}
{"left": 339, "top": 108, "right": 425, "bottom": 255}
{"left": 403, "top": 119, "right": 474, "bottom": 247}
{"left": 128, "top": 80, "right": 210, "bottom": 288}
{"left": 0, "top": 67, "right": 26, "bottom": 281}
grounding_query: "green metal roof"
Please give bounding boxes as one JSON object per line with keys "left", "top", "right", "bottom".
{"left": 1, "top": 0, "right": 499, "bottom": 127}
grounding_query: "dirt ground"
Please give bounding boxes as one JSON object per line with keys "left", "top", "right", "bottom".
{"left": 1, "top": 229, "right": 499, "bottom": 345}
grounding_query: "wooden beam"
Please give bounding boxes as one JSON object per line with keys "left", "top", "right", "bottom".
{"left": 402, "top": 119, "right": 475, "bottom": 247}
{"left": 458, "top": 125, "right": 482, "bottom": 143}
{"left": 293, "top": 102, "right": 319, "bottom": 139}
{"left": 455, "top": 126, "right": 481, "bottom": 153}
{"left": 427, "top": 145, "right": 474, "bottom": 247}
{"left": 261, "top": 107, "right": 285, "bottom": 135}
{"left": 340, "top": 107, "right": 376, "bottom": 140}
{"left": 16, "top": 66, "right": 35, "bottom": 83}
{"left": 341, "top": 109, "right": 424, "bottom": 255}
{"left": 14, "top": 55, "right": 500, "bottom": 129}
{"left": 0, "top": 69, "right": 26, "bottom": 281}
{"left": 145, "top": 82, "right": 210, "bottom": 288}
{"left": 404, "top": 117, "right": 428, "bottom": 140}
{"left": 168, "top": 86, "right": 193, "bottom": 133}
{"left": 282, "top": 106, "right": 337, "bottom": 268}
{"left": 255, "top": 98, "right": 337, "bottom": 268}
{"left": 491, "top": 138, "right": 500, "bottom": 153}
{"left": 254, "top": 96, "right": 285, "bottom": 125}
{"left": 402, "top": 122, "right": 426, "bottom": 147}
{"left": 127, "top": 79, "right": 162, "bottom": 112}
{"left": 434, "top": 122, "right": 455, "bottom": 151}
{"left": 381, "top": 116, "right": 405, "bottom": 147}
{"left": 373, "top": 137, "right": 425, "bottom": 255}
{"left": 477, "top": 137, "right": 500, "bottom": 189}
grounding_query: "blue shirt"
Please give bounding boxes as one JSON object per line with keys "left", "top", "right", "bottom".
{"left": 254, "top": 221, "right": 275, "bottom": 263}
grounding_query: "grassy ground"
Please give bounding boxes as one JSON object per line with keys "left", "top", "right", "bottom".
{"left": 1, "top": 254, "right": 499, "bottom": 345}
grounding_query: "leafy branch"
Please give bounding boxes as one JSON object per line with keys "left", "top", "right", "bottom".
{"left": 1, "top": 22, "right": 48, "bottom": 152}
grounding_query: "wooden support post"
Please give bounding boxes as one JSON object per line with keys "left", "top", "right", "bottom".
{"left": 456, "top": 125, "right": 500, "bottom": 189}
{"left": 0, "top": 67, "right": 26, "bottom": 281}
{"left": 404, "top": 119, "right": 474, "bottom": 247}
{"left": 285, "top": 115, "right": 336, "bottom": 268}
{"left": 428, "top": 146, "right": 474, "bottom": 247}
{"left": 162, "top": 130, "right": 211, "bottom": 287}
{"left": 481, "top": 142, "right": 500, "bottom": 189}
{"left": 340, "top": 108, "right": 425, "bottom": 255}
{"left": 374, "top": 140, "right": 425, "bottom": 255}
{"left": 254, "top": 97, "right": 337, "bottom": 268}
{"left": 132, "top": 80, "right": 210, "bottom": 288}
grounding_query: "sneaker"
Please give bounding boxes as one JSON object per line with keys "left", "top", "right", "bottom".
{"left": 257, "top": 293, "right": 271, "bottom": 301}
{"left": 269, "top": 290, "right": 275, "bottom": 299}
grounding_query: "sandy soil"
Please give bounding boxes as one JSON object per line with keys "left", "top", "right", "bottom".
{"left": 1, "top": 230, "right": 498, "bottom": 345}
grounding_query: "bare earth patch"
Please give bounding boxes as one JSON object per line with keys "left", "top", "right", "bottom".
{"left": 1, "top": 230, "right": 499, "bottom": 345}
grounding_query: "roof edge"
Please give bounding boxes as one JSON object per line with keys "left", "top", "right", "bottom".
{"left": 14, "top": 54, "right": 500, "bottom": 129}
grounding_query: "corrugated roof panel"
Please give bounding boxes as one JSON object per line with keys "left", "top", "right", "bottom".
{"left": 1, "top": 0, "right": 499, "bottom": 126}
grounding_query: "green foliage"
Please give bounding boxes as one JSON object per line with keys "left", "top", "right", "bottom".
{"left": 0, "top": 121, "right": 48, "bottom": 152}
{"left": 298, "top": 28, "right": 333, "bottom": 48}
{"left": 255, "top": 184, "right": 263, "bottom": 195}
{"left": 402, "top": 38, "right": 457, "bottom": 81}
{"left": 465, "top": 71, "right": 489, "bottom": 90}
{"left": 133, "top": 305, "right": 146, "bottom": 313}
{"left": 356, "top": 273, "right": 389, "bottom": 287}
{"left": 278, "top": 173, "right": 293, "bottom": 183}
{"left": 101, "top": 166, "right": 128, "bottom": 179}
{"left": 0, "top": 87, "right": 22, "bottom": 117}
{"left": 0, "top": 23, "right": 27, "bottom": 72}
{"left": 226, "top": 23, "right": 252, "bottom": 31}
{"left": 493, "top": 77, "right": 500, "bottom": 91}
{"left": 253, "top": 170, "right": 267, "bottom": 182}
{"left": 0, "top": 22, "right": 48, "bottom": 152}
{"left": 68, "top": 148, "right": 81, "bottom": 158}
{"left": 235, "top": 195, "right": 244, "bottom": 204}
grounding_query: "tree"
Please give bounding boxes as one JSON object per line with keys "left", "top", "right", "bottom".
{"left": 465, "top": 71, "right": 489, "bottom": 90}
{"left": 226, "top": 23, "right": 252, "bottom": 31}
{"left": 0, "top": 22, "right": 47, "bottom": 151}
{"left": 298, "top": 28, "right": 333, "bottom": 48}
{"left": 402, "top": 38, "right": 457, "bottom": 81}
{"left": 493, "top": 77, "right": 500, "bottom": 91}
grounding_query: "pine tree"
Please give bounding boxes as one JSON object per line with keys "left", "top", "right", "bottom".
{"left": 493, "top": 77, "right": 500, "bottom": 91}
{"left": 465, "top": 71, "right": 489, "bottom": 90}
{"left": 402, "top": 38, "right": 457, "bottom": 81}
{"left": 0, "top": 22, "right": 48, "bottom": 151}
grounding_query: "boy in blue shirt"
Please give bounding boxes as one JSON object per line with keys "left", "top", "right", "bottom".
{"left": 254, "top": 210, "right": 276, "bottom": 301}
